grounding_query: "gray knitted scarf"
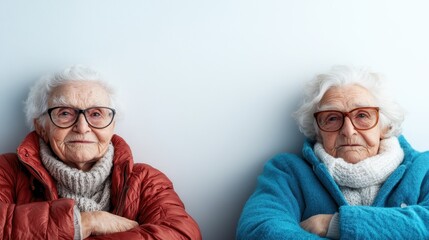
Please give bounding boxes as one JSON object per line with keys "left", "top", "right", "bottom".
{"left": 314, "top": 137, "right": 404, "bottom": 205}
{"left": 39, "top": 139, "right": 113, "bottom": 212}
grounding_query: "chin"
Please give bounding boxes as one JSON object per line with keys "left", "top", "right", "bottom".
{"left": 345, "top": 159, "right": 362, "bottom": 164}
{"left": 342, "top": 155, "right": 365, "bottom": 164}
{"left": 68, "top": 153, "right": 98, "bottom": 164}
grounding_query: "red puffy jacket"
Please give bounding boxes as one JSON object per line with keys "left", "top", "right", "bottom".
{"left": 0, "top": 131, "right": 202, "bottom": 239}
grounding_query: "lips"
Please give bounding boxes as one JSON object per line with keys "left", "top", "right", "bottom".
{"left": 338, "top": 144, "right": 362, "bottom": 148}
{"left": 68, "top": 140, "right": 95, "bottom": 143}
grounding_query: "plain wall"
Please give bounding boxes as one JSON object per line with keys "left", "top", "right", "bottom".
{"left": 1, "top": 1, "right": 429, "bottom": 239}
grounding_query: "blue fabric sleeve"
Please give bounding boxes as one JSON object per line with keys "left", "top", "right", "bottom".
{"left": 236, "top": 155, "right": 327, "bottom": 240}
{"left": 339, "top": 204, "right": 429, "bottom": 239}
{"left": 338, "top": 153, "right": 429, "bottom": 239}
{"left": 340, "top": 163, "right": 429, "bottom": 239}
{"left": 238, "top": 137, "right": 429, "bottom": 239}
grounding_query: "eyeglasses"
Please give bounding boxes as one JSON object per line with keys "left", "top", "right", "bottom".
{"left": 47, "top": 107, "right": 116, "bottom": 129}
{"left": 313, "top": 107, "right": 379, "bottom": 132}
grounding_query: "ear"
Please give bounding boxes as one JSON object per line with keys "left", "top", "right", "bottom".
{"left": 34, "top": 119, "right": 49, "bottom": 143}
{"left": 315, "top": 128, "right": 323, "bottom": 143}
{"left": 380, "top": 125, "right": 391, "bottom": 139}
{"left": 316, "top": 134, "right": 323, "bottom": 143}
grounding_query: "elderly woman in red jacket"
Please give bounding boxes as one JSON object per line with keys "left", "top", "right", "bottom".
{"left": 0, "top": 65, "right": 201, "bottom": 239}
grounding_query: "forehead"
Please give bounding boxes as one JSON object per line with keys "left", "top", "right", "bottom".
{"left": 318, "top": 84, "right": 377, "bottom": 111}
{"left": 49, "top": 81, "right": 111, "bottom": 108}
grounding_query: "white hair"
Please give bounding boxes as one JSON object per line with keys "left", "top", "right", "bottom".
{"left": 294, "top": 65, "right": 405, "bottom": 140}
{"left": 24, "top": 65, "right": 117, "bottom": 130}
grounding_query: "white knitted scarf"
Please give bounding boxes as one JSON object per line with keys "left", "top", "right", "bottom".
{"left": 39, "top": 140, "right": 113, "bottom": 212}
{"left": 314, "top": 137, "right": 404, "bottom": 205}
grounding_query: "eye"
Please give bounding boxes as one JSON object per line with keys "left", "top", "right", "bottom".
{"left": 89, "top": 111, "right": 102, "bottom": 118}
{"left": 356, "top": 111, "right": 370, "bottom": 119}
{"left": 91, "top": 111, "right": 101, "bottom": 117}
{"left": 56, "top": 108, "right": 75, "bottom": 118}
{"left": 325, "top": 114, "right": 341, "bottom": 122}
{"left": 317, "top": 111, "right": 343, "bottom": 126}
{"left": 86, "top": 108, "right": 108, "bottom": 119}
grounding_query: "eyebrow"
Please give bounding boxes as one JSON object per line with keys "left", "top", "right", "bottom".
{"left": 317, "top": 103, "right": 374, "bottom": 111}
{"left": 50, "top": 96, "right": 69, "bottom": 106}
{"left": 50, "top": 97, "right": 109, "bottom": 109}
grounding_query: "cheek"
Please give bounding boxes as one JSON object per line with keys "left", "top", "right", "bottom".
{"left": 320, "top": 132, "right": 336, "bottom": 148}
{"left": 48, "top": 128, "right": 68, "bottom": 144}
{"left": 95, "top": 129, "right": 115, "bottom": 144}
{"left": 364, "top": 127, "right": 383, "bottom": 147}
{"left": 45, "top": 129, "right": 70, "bottom": 160}
{"left": 365, "top": 137, "right": 381, "bottom": 156}
{"left": 319, "top": 133, "right": 339, "bottom": 156}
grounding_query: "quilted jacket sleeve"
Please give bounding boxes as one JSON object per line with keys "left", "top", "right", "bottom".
{"left": 0, "top": 153, "right": 76, "bottom": 240}
{"left": 88, "top": 163, "right": 202, "bottom": 240}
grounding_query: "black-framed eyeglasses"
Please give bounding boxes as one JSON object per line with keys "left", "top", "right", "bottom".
{"left": 313, "top": 107, "right": 379, "bottom": 132}
{"left": 47, "top": 106, "right": 116, "bottom": 129}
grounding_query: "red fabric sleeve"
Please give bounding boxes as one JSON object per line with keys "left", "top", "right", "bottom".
{"left": 0, "top": 153, "right": 76, "bottom": 240}
{"left": 88, "top": 164, "right": 202, "bottom": 240}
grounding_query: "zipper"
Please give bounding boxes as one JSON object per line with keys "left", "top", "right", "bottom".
{"left": 19, "top": 159, "right": 55, "bottom": 200}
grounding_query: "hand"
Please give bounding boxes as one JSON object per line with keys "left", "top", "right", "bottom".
{"left": 300, "top": 214, "right": 333, "bottom": 237}
{"left": 81, "top": 211, "right": 139, "bottom": 238}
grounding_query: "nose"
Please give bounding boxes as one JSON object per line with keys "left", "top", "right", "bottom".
{"left": 340, "top": 116, "right": 357, "bottom": 137}
{"left": 72, "top": 113, "right": 91, "bottom": 133}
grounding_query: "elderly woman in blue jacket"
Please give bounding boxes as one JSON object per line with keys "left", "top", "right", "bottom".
{"left": 237, "top": 66, "right": 429, "bottom": 239}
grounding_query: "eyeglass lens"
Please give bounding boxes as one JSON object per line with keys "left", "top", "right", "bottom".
{"left": 49, "top": 107, "right": 115, "bottom": 129}
{"left": 315, "top": 108, "right": 378, "bottom": 132}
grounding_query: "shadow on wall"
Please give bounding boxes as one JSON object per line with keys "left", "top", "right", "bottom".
{"left": 225, "top": 103, "right": 306, "bottom": 240}
{"left": 0, "top": 77, "right": 37, "bottom": 154}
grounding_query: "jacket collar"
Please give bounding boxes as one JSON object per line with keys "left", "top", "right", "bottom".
{"left": 16, "top": 131, "right": 134, "bottom": 200}
{"left": 110, "top": 134, "right": 133, "bottom": 205}
{"left": 302, "top": 135, "right": 415, "bottom": 167}
{"left": 17, "top": 131, "right": 58, "bottom": 199}
{"left": 301, "top": 135, "right": 416, "bottom": 206}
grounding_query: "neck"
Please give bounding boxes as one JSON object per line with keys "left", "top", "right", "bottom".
{"left": 69, "top": 161, "right": 96, "bottom": 172}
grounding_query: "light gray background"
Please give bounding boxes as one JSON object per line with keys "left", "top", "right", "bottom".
{"left": 1, "top": 1, "right": 429, "bottom": 239}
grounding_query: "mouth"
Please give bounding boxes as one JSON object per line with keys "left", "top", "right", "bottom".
{"left": 68, "top": 140, "right": 95, "bottom": 144}
{"left": 338, "top": 144, "right": 362, "bottom": 148}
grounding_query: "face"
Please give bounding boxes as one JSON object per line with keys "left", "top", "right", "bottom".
{"left": 317, "top": 84, "right": 383, "bottom": 164}
{"left": 35, "top": 81, "right": 115, "bottom": 171}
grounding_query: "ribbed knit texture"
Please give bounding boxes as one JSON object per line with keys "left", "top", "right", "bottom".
{"left": 39, "top": 139, "right": 113, "bottom": 212}
{"left": 314, "top": 137, "right": 404, "bottom": 205}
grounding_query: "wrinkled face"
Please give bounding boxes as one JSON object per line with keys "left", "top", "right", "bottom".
{"left": 35, "top": 81, "right": 115, "bottom": 171}
{"left": 317, "top": 84, "right": 383, "bottom": 164}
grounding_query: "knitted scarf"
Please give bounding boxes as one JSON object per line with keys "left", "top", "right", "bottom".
{"left": 314, "top": 137, "right": 404, "bottom": 205}
{"left": 39, "top": 139, "right": 113, "bottom": 212}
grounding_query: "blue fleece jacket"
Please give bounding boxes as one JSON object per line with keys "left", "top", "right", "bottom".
{"left": 236, "top": 136, "right": 429, "bottom": 239}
